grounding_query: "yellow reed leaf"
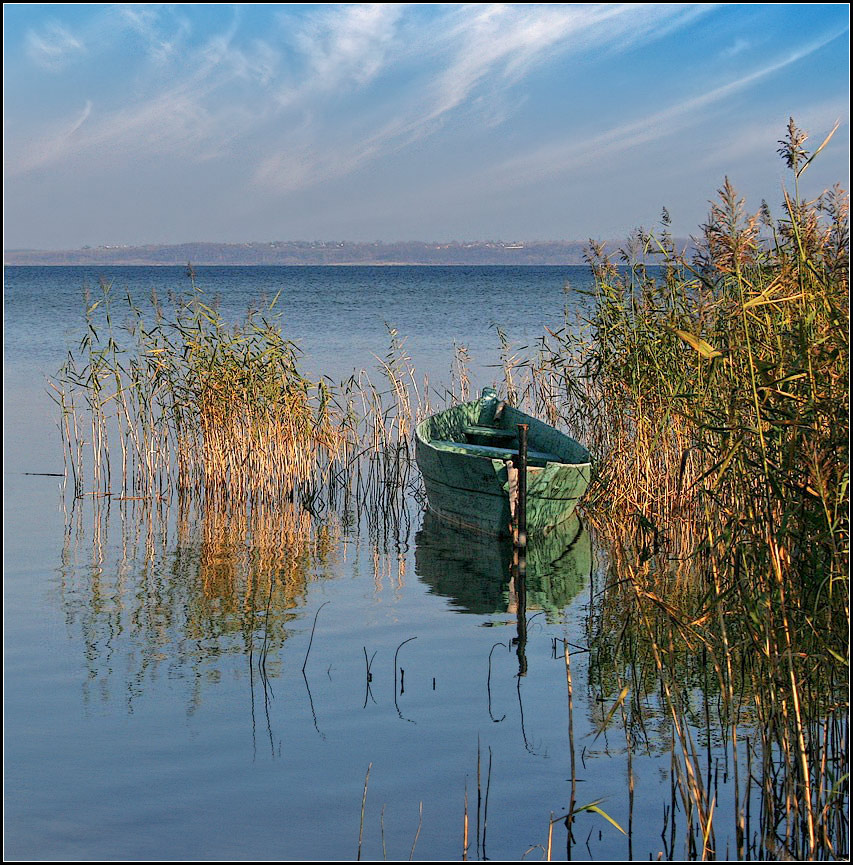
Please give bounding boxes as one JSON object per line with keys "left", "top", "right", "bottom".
{"left": 743, "top": 291, "right": 804, "bottom": 309}
{"left": 673, "top": 329, "right": 723, "bottom": 359}
{"left": 592, "top": 684, "right": 630, "bottom": 741}
{"left": 797, "top": 119, "right": 840, "bottom": 178}
{"left": 574, "top": 800, "right": 627, "bottom": 835}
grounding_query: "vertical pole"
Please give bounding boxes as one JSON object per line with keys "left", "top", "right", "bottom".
{"left": 515, "top": 560, "right": 528, "bottom": 677}
{"left": 516, "top": 424, "right": 528, "bottom": 568}
{"left": 514, "top": 423, "right": 528, "bottom": 677}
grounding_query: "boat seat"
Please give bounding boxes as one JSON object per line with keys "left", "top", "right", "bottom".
{"left": 462, "top": 423, "right": 517, "bottom": 443}
{"left": 431, "top": 439, "right": 563, "bottom": 466}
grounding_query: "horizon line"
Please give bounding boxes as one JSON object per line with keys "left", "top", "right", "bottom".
{"left": 5, "top": 236, "right": 695, "bottom": 253}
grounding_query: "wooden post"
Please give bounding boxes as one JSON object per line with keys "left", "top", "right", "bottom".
{"left": 516, "top": 424, "right": 528, "bottom": 569}
{"left": 515, "top": 558, "right": 528, "bottom": 677}
{"left": 512, "top": 423, "right": 529, "bottom": 676}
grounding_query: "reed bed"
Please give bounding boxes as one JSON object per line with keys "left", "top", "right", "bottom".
{"left": 50, "top": 269, "right": 432, "bottom": 513}
{"left": 530, "top": 119, "right": 848, "bottom": 860}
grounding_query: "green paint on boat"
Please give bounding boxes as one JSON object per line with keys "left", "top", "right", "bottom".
{"left": 415, "top": 388, "right": 591, "bottom": 537}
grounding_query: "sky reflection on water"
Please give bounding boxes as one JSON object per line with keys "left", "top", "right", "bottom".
{"left": 5, "top": 266, "right": 759, "bottom": 860}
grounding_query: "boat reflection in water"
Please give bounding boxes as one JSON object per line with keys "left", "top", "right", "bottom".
{"left": 414, "top": 510, "right": 592, "bottom": 622}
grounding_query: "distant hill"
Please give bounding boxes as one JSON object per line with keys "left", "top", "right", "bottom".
{"left": 5, "top": 238, "right": 696, "bottom": 266}
{"left": 6, "top": 240, "right": 600, "bottom": 266}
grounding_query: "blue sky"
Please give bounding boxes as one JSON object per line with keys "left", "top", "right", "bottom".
{"left": 3, "top": 3, "right": 849, "bottom": 249}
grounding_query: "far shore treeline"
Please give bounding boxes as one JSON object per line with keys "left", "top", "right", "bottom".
{"left": 4, "top": 238, "right": 691, "bottom": 267}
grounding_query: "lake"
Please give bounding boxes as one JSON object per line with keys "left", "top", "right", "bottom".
{"left": 5, "top": 266, "right": 743, "bottom": 861}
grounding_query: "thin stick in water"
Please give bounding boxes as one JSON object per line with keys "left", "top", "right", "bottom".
{"left": 358, "top": 762, "right": 372, "bottom": 861}
{"left": 410, "top": 801, "right": 423, "bottom": 860}
{"left": 302, "top": 601, "right": 329, "bottom": 673}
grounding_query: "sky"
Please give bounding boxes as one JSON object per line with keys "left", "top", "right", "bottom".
{"left": 3, "top": 3, "right": 849, "bottom": 249}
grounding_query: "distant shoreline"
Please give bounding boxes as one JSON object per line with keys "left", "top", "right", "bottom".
{"left": 5, "top": 238, "right": 690, "bottom": 267}
{"left": 5, "top": 260, "right": 593, "bottom": 267}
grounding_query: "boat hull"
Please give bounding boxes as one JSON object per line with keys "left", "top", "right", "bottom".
{"left": 415, "top": 391, "right": 591, "bottom": 538}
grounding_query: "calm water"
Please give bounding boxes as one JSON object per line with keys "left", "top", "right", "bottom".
{"left": 5, "top": 266, "right": 738, "bottom": 861}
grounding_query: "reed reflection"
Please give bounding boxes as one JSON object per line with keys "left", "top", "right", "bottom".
{"left": 55, "top": 494, "right": 341, "bottom": 714}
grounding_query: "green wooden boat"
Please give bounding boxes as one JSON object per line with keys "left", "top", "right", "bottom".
{"left": 415, "top": 388, "right": 591, "bottom": 537}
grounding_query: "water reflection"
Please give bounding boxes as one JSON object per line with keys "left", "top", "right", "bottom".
{"left": 414, "top": 511, "right": 592, "bottom": 620}
{"left": 55, "top": 495, "right": 342, "bottom": 714}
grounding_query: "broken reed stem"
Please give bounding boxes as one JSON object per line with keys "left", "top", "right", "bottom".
{"left": 476, "top": 737, "right": 482, "bottom": 857}
{"left": 409, "top": 801, "right": 423, "bottom": 861}
{"left": 463, "top": 781, "right": 469, "bottom": 861}
{"left": 482, "top": 745, "right": 492, "bottom": 860}
{"left": 358, "top": 762, "right": 371, "bottom": 861}
{"left": 394, "top": 636, "right": 417, "bottom": 699}
{"left": 547, "top": 810, "right": 554, "bottom": 862}
{"left": 302, "top": 601, "right": 329, "bottom": 673}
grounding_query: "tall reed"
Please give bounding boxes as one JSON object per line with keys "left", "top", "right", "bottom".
{"left": 52, "top": 270, "right": 432, "bottom": 509}
{"left": 556, "top": 119, "right": 848, "bottom": 860}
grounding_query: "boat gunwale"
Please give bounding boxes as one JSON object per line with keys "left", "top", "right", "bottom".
{"left": 415, "top": 397, "right": 591, "bottom": 471}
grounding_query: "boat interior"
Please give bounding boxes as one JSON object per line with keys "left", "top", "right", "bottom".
{"left": 426, "top": 393, "right": 565, "bottom": 467}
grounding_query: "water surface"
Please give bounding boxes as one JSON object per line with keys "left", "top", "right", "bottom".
{"left": 5, "top": 266, "right": 744, "bottom": 861}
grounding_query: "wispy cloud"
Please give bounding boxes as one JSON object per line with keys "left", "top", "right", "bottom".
{"left": 25, "top": 21, "right": 84, "bottom": 70}
{"left": 8, "top": 100, "right": 92, "bottom": 176}
{"left": 9, "top": 7, "right": 272, "bottom": 177}
{"left": 11, "top": 4, "right": 710, "bottom": 186}
{"left": 118, "top": 5, "right": 192, "bottom": 64}
{"left": 253, "top": 3, "right": 714, "bottom": 193}
{"left": 9, "top": 3, "right": 845, "bottom": 210}
{"left": 697, "top": 100, "right": 849, "bottom": 171}
{"left": 479, "top": 28, "right": 850, "bottom": 192}
{"left": 6, "top": 55, "right": 245, "bottom": 178}
{"left": 11, "top": 5, "right": 395, "bottom": 180}
{"left": 6, "top": 4, "right": 849, "bottom": 248}
{"left": 434, "top": 2, "right": 709, "bottom": 102}
{"left": 289, "top": 3, "right": 404, "bottom": 94}
{"left": 377, "top": 4, "right": 713, "bottom": 141}
{"left": 720, "top": 37, "right": 752, "bottom": 59}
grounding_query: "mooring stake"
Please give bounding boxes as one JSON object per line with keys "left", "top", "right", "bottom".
{"left": 514, "top": 423, "right": 529, "bottom": 676}
{"left": 516, "top": 423, "right": 528, "bottom": 570}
